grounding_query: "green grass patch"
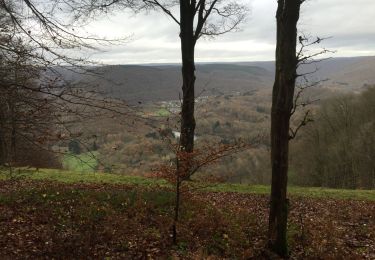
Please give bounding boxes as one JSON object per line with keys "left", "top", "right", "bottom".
{"left": 0, "top": 168, "right": 374, "bottom": 201}
{"left": 62, "top": 152, "right": 99, "bottom": 172}
{"left": 0, "top": 168, "right": 167, "bottom": 186}
{"left": 155, "top": 108, "right": 170, "bottom": 117}
{"left": 0, "top": 186, "right": 173, "bottom": 211}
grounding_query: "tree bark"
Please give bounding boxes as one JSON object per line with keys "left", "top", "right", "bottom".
{"left": 268, "top": 0, "right": 301, "bottom": 257}
{"left": 179, "top": 1, "right": 196, "bottom": 153}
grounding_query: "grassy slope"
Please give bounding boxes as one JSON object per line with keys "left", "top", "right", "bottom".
{"left": 0, "top": 168, "right": 374, "bottom": 201}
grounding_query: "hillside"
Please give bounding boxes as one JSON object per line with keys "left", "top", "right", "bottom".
{"left": 59, "top": 56, "right": 375, "bottom": 103}
{"left": 237, "top": 56, "right": 375, "bottom": 88}
{"left": 69, "top": 64, "right": 273, "bottom": 103}
{"left": 327, "top": 56, "right": 375, "bottom": 89}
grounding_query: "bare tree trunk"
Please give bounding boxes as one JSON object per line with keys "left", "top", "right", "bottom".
{"left": 179, "top": 1, "right": 196, "bottom": 153}
{"left": 268, "top": 0, "right": 301, "bottom": 257}
{"left": 171, "top": 2, "right": 196, "bottom": 244}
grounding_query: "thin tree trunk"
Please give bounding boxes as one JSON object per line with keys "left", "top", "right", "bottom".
{"left": 268, "top": 0, "right": 301, "bottom": 257}
{"left": 0, "top": 130, "right": 5, "bottom": 166}
{"left": 0, "top": 111, "right": 6, "bottom": 166}
{"left": 172, "top": 177, "right": 181, "bottom": 244}
{"left": 10, "top": 102, "right": 16, "bottom": 164}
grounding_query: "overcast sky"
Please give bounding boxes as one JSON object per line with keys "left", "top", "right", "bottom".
{"left": 82, "top": 0, "right": 375, "bottom": 64}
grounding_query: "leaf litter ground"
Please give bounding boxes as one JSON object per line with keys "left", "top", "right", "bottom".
{"left": 0, "top": 180, "right": 373, "bottom": 259}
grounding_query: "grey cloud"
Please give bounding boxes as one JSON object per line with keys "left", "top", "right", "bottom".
{"left": 87, "top": 0, "right": 375, "bottom": 64}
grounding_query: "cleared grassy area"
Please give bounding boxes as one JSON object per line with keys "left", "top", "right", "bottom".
{"left": 62, "top": 152, "right": 99, "bottom": 172}
{"left": 0, "top": 168, "right": 374, "bottom": 201}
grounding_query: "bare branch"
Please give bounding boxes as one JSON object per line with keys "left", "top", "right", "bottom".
{"left": 143, "top": 0, "right": 180, "bottom": 25}
{"left": 289, "top": 110, "right": 313, "bottom": 140}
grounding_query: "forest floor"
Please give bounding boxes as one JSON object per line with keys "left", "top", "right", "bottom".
{"left": 0, "top": 169, "right": 374, "bottom": 259}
